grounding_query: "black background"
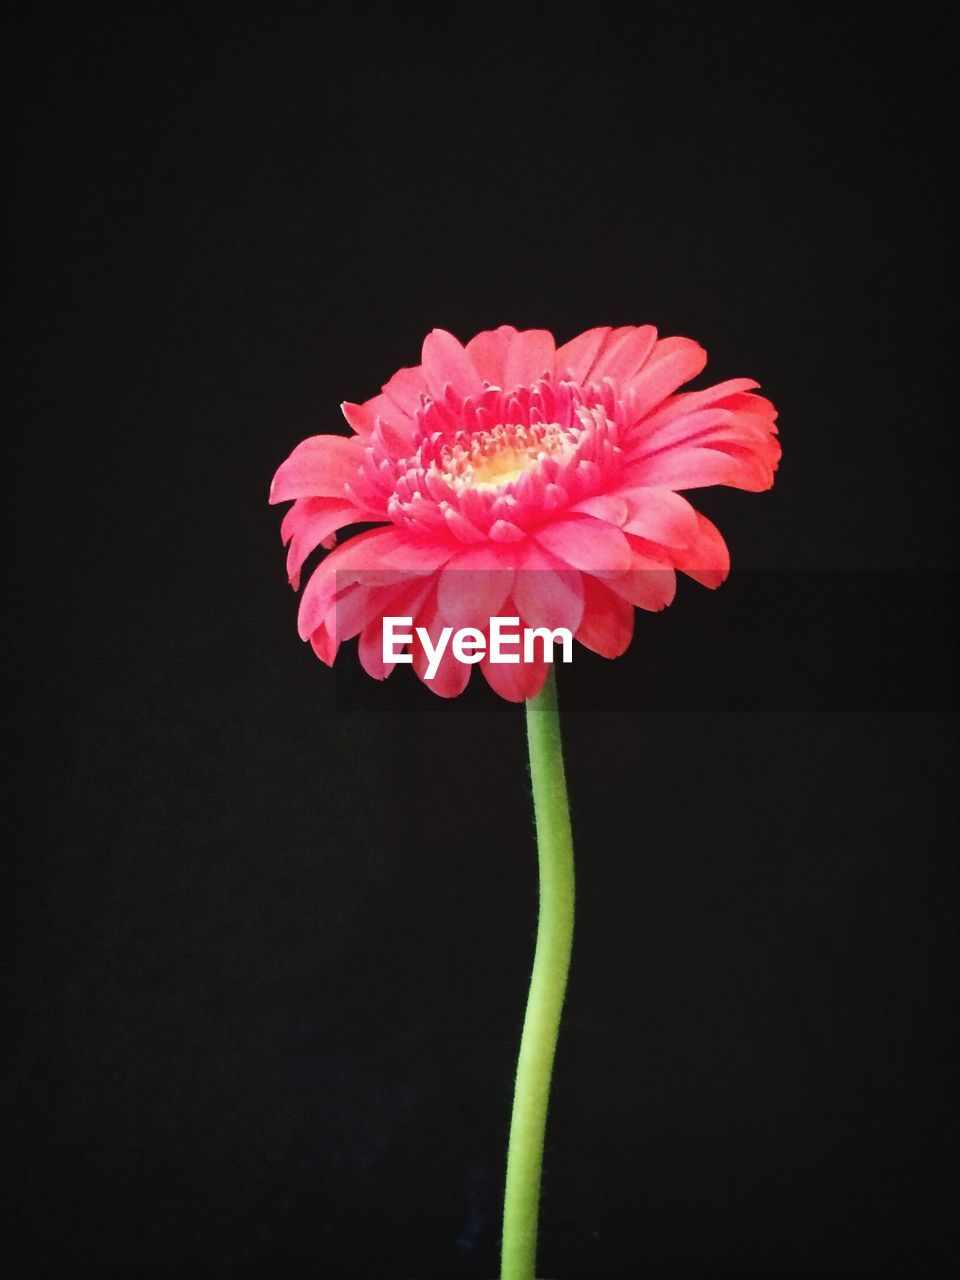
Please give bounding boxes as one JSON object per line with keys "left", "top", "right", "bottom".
{"left": 5, "top": 6, "right": 958, "bottom": 1278}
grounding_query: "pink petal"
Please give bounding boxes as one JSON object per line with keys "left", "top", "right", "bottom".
{"left": 269, "top": 434, "right": 364, "bottom": 503}
{"left": 421, "top": 329, "right": 482, "bottom": 401}
{"left": 436, "top": 547, "right": 515, "bottom": 630}
{"left": 630, "top": 446, "right": 747, "bottom": 491}
{"left": 641, "top": 379, "right": 760, "bottom": 435}
{"left": 607, "top": 549, "right": 677, "bottom": 611}
{"left": 334, "top": 580, "right": 413, "bottom": 643}
{"left": 629, "top": 397, "right": 779, "bottom": 493}
{"left": 375, "top": 413, "right": 417, "bottom": 458}
{"left": 502, "top": 329, "right": 556, "bottom": 387}
{"left": 570, "top": 493, "right": 629, "bottom": 526}
{"left": 357, "top": 578, "right": 435, "bottom": 679}
{"left": 588, "top": 325, "right": 658, "bottom": 384}
{"left": 534, "top": 517, "right": 633, "bottom": 576}
{"left": 625, "top": 339, "right": 708, "bottom": 421}
{"left": 673, "top": 512, "right": 730, "bottom": 588}
{"left": 309, "top": 627, "right": 339, "bottom": 666}
{"left": 575, "top": 577, "right": 635, "bottom": 658}
{"left": 554, "top": 326, "right": 611, "bottom": 382}
{"left": 703, "top": 440, "right": 779, "bottom": 492}
{"left": 718, "top": 390, "right": 777, "bottom": 417}
{"left": 636, "top": 406, "right": 739, "bottom": 452}
{"left": 641, "top": 334, "right": 702, "bottom": 363}
{"left": 420, "top": 648, "right": 472, "bottom": 698}
{"left": 442, "top": 506, "right": 487, "bottom": 544}
{"left": 358, "top": 620, "right": 393, "bottom": 680}
{"left": 479, "top": 649, "right": 549, "bottom": 702}
{"left": 340, "top": 400, "right": 376, "bottom": 435}
{"left": 678, "top": 376, "right": 761, "bottom": 411}
{"left": 488, "top": 519, "right": 526, "bottom": 542}
{"left": 381, "top": 364, "right": 430, "bottom": 419}
{"left": 281, "top": 497, "right": 373, "bottom": 589}
{"left": 341, "top": 393, "right": 417, "bottom": 454}
{"left": 465, "top": 325, "right": 517, "bottom": 385}
{"left": 581, "top": 326, "right": 631, "bottom": 377}
{"left": 690, "top": 443, "right": 775, "bottom": 491}
{"left": 513, "top": 542, "right": 585, "bottom": 633}
{"left": 619, "top": 487, "right": 701, "bottom": 548}
{"left": 411, "top": 594, "right": 473, "bottom": 699}
{"left": 373, "top": 529, "right": 460, "bottom": 573}
{"left": 296, "top": 528, "right": 414, "bottom": 640}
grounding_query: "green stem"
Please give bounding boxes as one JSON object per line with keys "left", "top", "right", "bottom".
{"left": 501, "top": 667, "right": 575, "bottom": 1280}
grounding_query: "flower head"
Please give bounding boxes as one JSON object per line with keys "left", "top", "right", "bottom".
{"left": 270, "top": 325, "right": 780, "bottom": 700}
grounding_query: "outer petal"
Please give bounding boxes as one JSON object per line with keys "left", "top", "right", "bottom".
{"left": 341, "top": 394, "right": 416, "bottom": 453}
{"left": 575, "top": 577, "right": 635, "bottom": 658}
{"left": 340, "top": 400, "right": 376, "bottom": 435}
{"left": 637, "top": 396, "right": 779, "bottom": 457}
{"left": 638, "top": 379, "right": 761, "bottom": 437}
{"left": 465, "top": 325, "right": 517, "bottom": 385}
{"left": 513, "top": 541, "right": 585, "bottom": 633}
{"left": 629, "top": 393, "right": 780, "bottom": 491}
{"left": 310, "top": 627, "right": 339, "bottom": 667}
{"left": 576, "top": 325, "right": 632, "bottom": 380}
{"left": 636, "top": 406, "right": 743, "bottom": 453}
{"left": 380, "top": 364, "right": 430, "bottom": 421}
{"left": 587, "top": 325, "right": 658, "bottom": 385}
{"left": 280, "top": 497, "right": 373, "bottom": 589}
{"left": 436, "top": 546, "right": 515, "bottom": 631}
{"left": 672, "top": 512, "right": 730, "bottom": 588}
{"left": 479, "top": 645, "right": 549, "bottom": 703}
{"left": 534, "top": 517, "right": 633, "bottom": 577}
{"left": 608, "top": 543, "right": 677, "bottom": 612}
{"left": 570, "top": 493, "right": 630, "bottom": 526}
{"left": 358, "top": 620, "right": 392, "bottom": 680}
{"left": 622, "top": 338, "right": 708, "bottom": 423}
{"left": 502, "top": 329, "right": 556, "bottom": 387}
{"left": 411, "top": 592, "right": 473, "bottom": 698}
{"left": 630, "top": 446, "right": 757, "bottom": 492}
{"left": 554, "top": 326, "right": 611, "bottom": 382}
{"left": 370, "top": 529, "right": 461, "bottom": 573}
{"left": 333, "top": 580, "right": 415, "bottom": 643}
{"left": 343, "top": 367, "right": 431, "bottom": 446}
{"left": 619, "top": 487, "right": 701, "bottom": 548}
{"left": 270, "top": 434, "right": 364, "bottom": 503}
{"left": 421, "top": 329, "right": 482, "bottom": 401}
{"left": 671, "top": 376, "right": 761, "bottom": 413}
{"left": 297, "top": 528, "right": 416, "bottom": 641}
{"left": 357, "top": 578, "right": 434, "bottom": 679}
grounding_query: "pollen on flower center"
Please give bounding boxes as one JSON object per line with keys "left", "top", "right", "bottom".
{"left": 440, "top": 422, "right": 572, "bottom": 492}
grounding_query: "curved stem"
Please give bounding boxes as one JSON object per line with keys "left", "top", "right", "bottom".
{"left": 501, "top": 668, "right": 575, "bottom": 1280}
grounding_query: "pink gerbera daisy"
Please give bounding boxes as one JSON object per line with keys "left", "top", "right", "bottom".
{"left": 270, "top": 324, "right": 780, "bottom": 701}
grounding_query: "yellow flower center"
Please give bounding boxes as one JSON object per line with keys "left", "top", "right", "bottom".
{"left": 440, "top": 422, "right": 571, "bottom": 492}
